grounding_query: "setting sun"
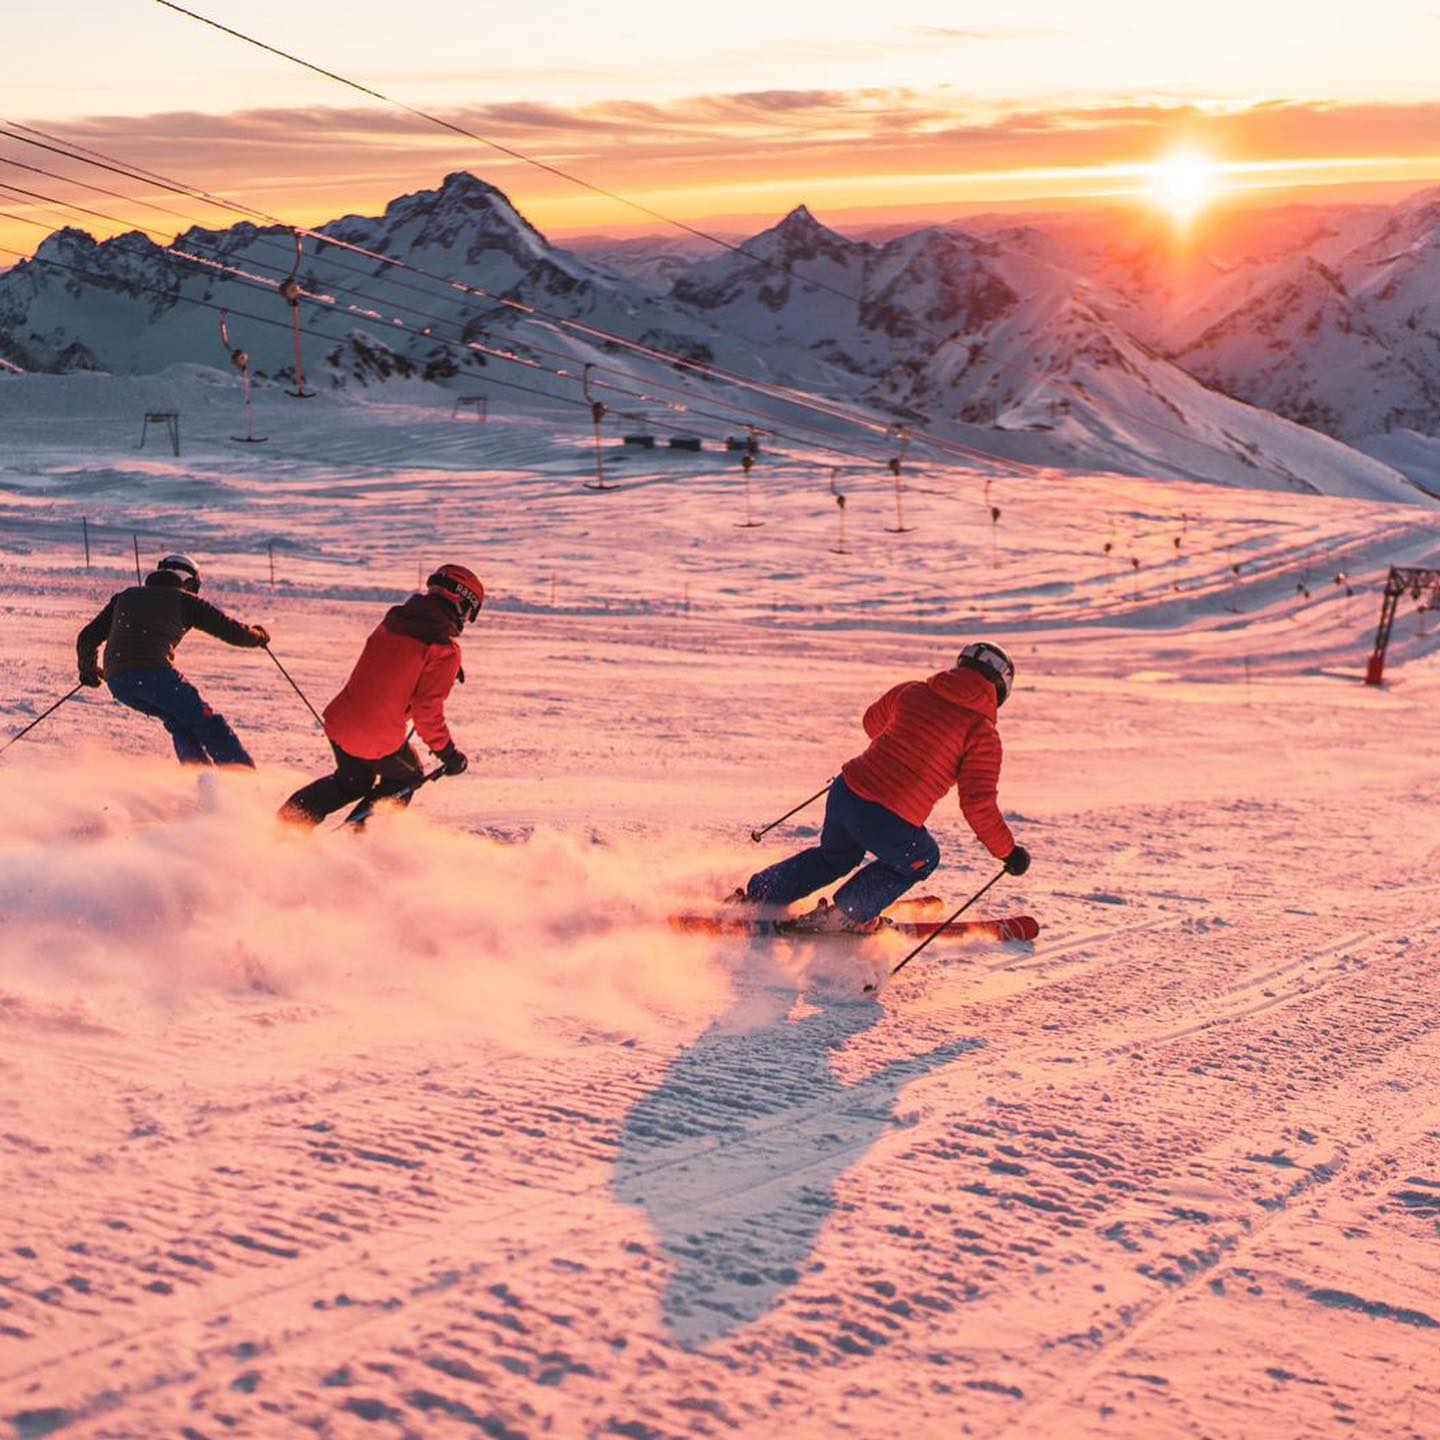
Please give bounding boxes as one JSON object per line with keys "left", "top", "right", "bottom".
{"left": 1149, "top": 149, "right": 1224, "bottom": 220}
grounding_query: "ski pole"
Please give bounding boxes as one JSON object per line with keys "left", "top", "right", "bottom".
{"left": 0, "top": 685, "right": 83, "bottom": 758}
{"left": 750, "top": 777, "right": 834, "bottom": 843}
{"left": 340, "top": 766, "right": 446, "bottom": 829}
{"left": 864, "top": 868, "right": 1008, "bottom": 994}
{"left": 264, "top": 645, "right": 325, "bottom": 730}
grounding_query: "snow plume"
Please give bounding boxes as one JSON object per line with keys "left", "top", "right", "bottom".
{"left": 0, "top": 754, "right": 752, "bottom": 1052}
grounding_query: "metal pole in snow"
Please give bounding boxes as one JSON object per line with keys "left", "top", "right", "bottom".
{"left": 82, "top": 517, "right": 90, "bottom": 569}
{"left": 132, "top": 534, "right": 143, "bottom": 584}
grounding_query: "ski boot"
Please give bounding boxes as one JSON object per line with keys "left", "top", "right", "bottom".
{"left": 777, "top": 897, "right": 888, "bottom": 937}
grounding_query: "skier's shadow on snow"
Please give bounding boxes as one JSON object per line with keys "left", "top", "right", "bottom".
{"left": 613, "top": 941, "right": 982, "bottom": 1348}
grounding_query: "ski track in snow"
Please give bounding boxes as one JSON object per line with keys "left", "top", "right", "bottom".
{"left": 2, "top": 378, "right": 1439, "bottom": 1438}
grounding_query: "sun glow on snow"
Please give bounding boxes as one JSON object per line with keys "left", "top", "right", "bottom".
{"left": 1148, "top": 150, "right": 1223, "bottom": 221}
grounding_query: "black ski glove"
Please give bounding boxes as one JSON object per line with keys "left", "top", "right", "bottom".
{"left": 1003, "top": 844, "right": 1031, "bottom": 877}
{"left": 438, "top": 742, "right": 469, "bottom": 776}
{"left": 78, "top": 669, "right": 103, "bottom": 689}
{"left": 249, "top": 624, "right": 271, "bottom": 646}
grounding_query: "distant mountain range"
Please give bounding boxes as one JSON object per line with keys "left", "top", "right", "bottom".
{"left": 1, "top": 170, "right": 1437, "bottom": 503}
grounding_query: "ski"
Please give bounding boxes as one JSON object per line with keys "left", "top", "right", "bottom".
{"left": 668, "top": 912, "right": 1038, "bottom": 942}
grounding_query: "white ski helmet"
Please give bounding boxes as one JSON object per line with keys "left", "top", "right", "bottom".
{"left": 957, "top": 640, "right": 1015, "bottom": 706}
{"left": 155, "top": 553, "right": 201, "bottom": 592}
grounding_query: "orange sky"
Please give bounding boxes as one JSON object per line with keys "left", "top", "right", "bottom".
{"left": 3, "top": 2, "right": 1440, "bottom": 255}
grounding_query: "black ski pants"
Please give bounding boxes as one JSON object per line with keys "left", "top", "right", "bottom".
{"left": 280, "top": 740, "right": 423, "bottom": 827}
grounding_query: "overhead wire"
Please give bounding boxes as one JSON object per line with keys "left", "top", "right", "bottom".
{"left": 145, "top": 0, "right": 1269, "bottom": 477}
{"left": 0, "top": 116, "right": 1031, "bottom": 476}
{"left": 0, "top": 140, "right": 994, "bottom": 479}
{"left": 0, "top": 232, "right": 868, "bottom": 472}
{"left": 0, "top": 236, "right": 582, "bottom": 416}
{"left": 0, "top": 178, "right": 906, "bottom": 471}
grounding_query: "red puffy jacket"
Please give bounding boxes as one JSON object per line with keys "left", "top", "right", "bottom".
{"left": 841, "top": 667, "right": 1014, "bottom": 857}
{"left": 323, "top": 594, "right": 462, "bottom": 760}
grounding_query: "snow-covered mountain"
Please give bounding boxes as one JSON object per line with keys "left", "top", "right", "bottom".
{"left": 0, "top": 173, "right": 675, "bottom": 385}
{"left": 1170, "top": 254, "right": 1435, "bottom": 436}
{"left": 565, "top": 232, "right": 722, "bottom": 293}
{"left": 0, "top": 172, "right": 1432, "bottom": 502}
{"left": 668, "top": 208, "right": 1422, "bottom": 499}
{"left": 1158, "top": 191, "right": 1440, "bottom": 441}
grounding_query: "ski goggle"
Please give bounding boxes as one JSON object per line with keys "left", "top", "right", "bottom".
{"left": 428, "top": 571, "right": 484, "bottom": 624}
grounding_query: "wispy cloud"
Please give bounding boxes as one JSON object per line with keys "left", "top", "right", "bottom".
{"left": 4, "top": 91, "right": 1439, "bottom": 250}
{"left": 901, "top": 25, "right": 1082, "bottom": 41}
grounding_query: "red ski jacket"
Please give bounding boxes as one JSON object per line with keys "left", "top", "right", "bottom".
{"left": 841, "top": 667, "right": 1015, "bottom": 857}
{"left": 323, "top": 594, "right": 462, "bottom": 760}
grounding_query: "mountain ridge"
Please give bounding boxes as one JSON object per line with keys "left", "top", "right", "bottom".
{"left": 0, "top": 172, "right": 1432, "bottom": 503}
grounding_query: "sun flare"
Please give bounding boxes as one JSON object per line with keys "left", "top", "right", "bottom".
{"left": 1149, "top": 150, "right": 1223, "bottom": 221}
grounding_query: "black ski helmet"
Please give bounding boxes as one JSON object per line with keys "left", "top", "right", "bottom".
{"left": 426, "top": 563, "right": 484, "bottom": 626}
{"left": 957, "top": 640, "right": 1015, "bottom": 706}
{"left": 155, "top": 553, "right": 201, "bottom": 593}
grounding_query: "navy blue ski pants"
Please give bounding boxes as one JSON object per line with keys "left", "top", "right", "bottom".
{"left": 746, "top": 774, "right": 940, "bottom": 923}
{"left": 107, "top": 667, "right": 255, "bottom": 768}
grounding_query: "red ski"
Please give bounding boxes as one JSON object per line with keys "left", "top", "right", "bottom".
{"left": 668, "top": 912, "right": 1038, "bottom": 942}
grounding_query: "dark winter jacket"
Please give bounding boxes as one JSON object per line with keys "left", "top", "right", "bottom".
{"left": 841, "top": 667, "right": 1015, "bottom": 857}
{"left": 322, "top": 593, "right": 463, "bottom": 760}
{"left": 77, "top": 571, "right": 265, "bottom": 681}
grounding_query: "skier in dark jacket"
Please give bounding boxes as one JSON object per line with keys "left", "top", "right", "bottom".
{"left": 76, "top": 553, "right": 269, "bottom": 767}
{"left": 278, "top": 564, "right": 480, "bottom": 827}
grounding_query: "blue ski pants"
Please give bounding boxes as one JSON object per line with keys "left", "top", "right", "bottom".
{"left": 746, "top": 774, "right": 940, "bottom": 923}
{"left": 107, "top": 667, "right": 255, "bottom": 768}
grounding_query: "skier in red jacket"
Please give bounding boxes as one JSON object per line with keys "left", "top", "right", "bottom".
{"left": 279, "top": 564, "right": 482, "bottom": 827}
{"left": 741, "top": 642, "right": 1030, "bottom": 933}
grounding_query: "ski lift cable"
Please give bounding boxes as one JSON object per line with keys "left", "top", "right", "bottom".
{"left": 0, "top": 171, "right": 997, "bottom": 483}
{"left": 0, "top": 126, "right": 923, "bottom": 457}
{"left": 0, "top": 117, "right": 1027, "bottom": 470}
{"left": 0, "top": 120, "right": 1239, "bottom": 486}
{"left": 0, "top": 120, "right": 1040, "bottom": 479}
{"left": 0, "top": 162, "right": 996, "bottom": 479}
{"left": 255, "top": 220, "right": 992, "bottom": 465}
{"left": 0, "top": 198, "right": 883, "bottom": 469}
{"left": 0, "top": 117, "right": 1019, "bottom": 476}
{"left": 0, "top": 122, "right": 589, "bottom": 358}
{"left": 148, "top": 0, "right": 772, "bottom": 247}
{"left": 0, "top": 160, "right": 557, "bottom": 353}
{"left": 0, "top": 150, "right": 220, "bottom": 231}
{"left": 0, "top": 175, "right": 424, "bottom": 390}
{"left": 277, "top": 223, "right": 1019, "bottom": 470}
{"left": 0, "top": 238, "right": 617, "bottom": 420}
{"left": 0, "top": 124, "right": 518, "bottom": 319}
{"left": 0, "top": 237, "right": 851, "bottom": 470}
{"left": 146, "top": 0, "right": 1278, "bottom": 473}
{"left": 0, "top": 175, "right": 503, "bottom": 355}
{"left": 0, "top": 241, "right": 886, "bottom": 485}
{"left": 0, "top": 236, "right": 832, "bottom": 458}
{"left": 2, "top": 119, "right": 277, "bottom": 226}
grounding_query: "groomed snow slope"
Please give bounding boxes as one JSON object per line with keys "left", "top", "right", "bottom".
{"left": 2, "top": 373, "right": 1440, "bottom": 1439}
